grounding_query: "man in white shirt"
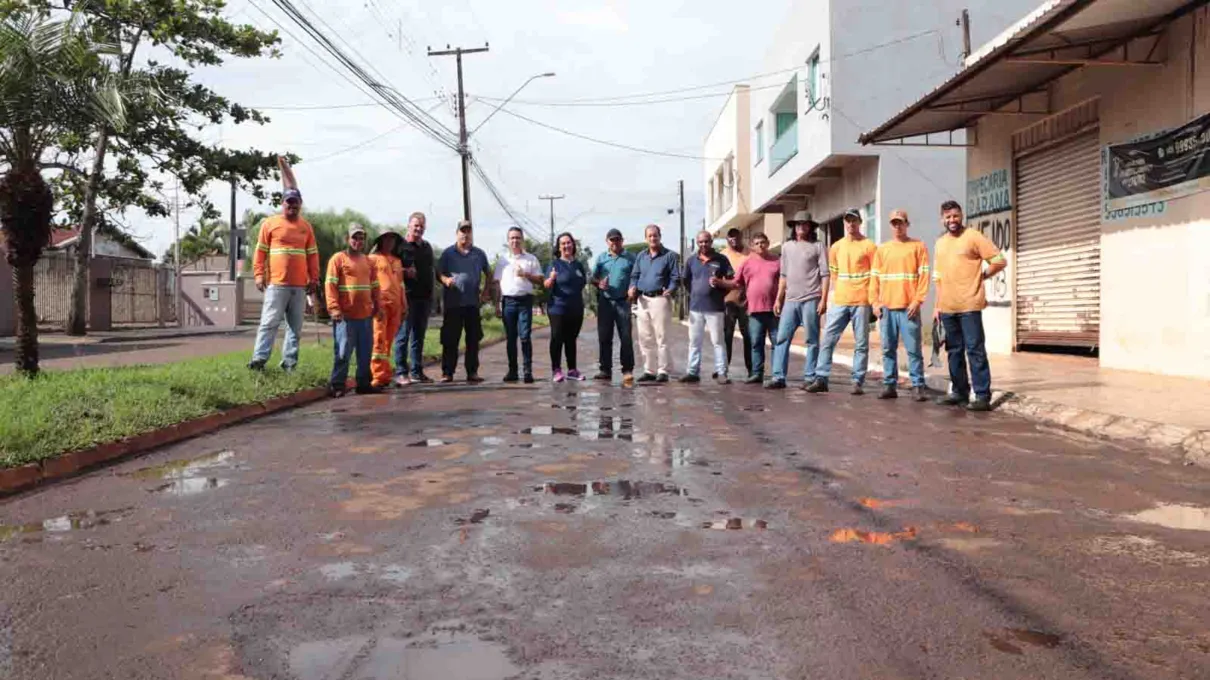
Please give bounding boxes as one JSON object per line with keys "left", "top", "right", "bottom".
{"left": 493, "top": 226, "right": 544, "bottom": 383}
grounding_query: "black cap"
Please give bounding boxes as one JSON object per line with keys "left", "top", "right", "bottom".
{"left": 843, "top": 208, "right": 863, "bottom": 222}
{"left": 606, "top": 228, "right": 623, "bottom": 240}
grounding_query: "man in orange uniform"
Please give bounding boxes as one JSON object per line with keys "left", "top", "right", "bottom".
{"left": 368, "top": 229, "right": 408, "bottom": 389}
{"left": 808, "top": 208, "right": 878, "bottom": 395}
{"left": 870, "top": 209, "right": 930, "bottom": 402}
{"left": 325, "top": 224, "right": 380, "bottom": 397}
{"left": 249, "top": 183, "right": 319, "bottom": 372}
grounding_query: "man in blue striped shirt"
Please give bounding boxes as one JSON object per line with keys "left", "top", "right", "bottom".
{"left": 592, "top": 229, "right": 637, "bottom": 386}
{"left": 627, "top": 224, "right": 681, "bottom": 382}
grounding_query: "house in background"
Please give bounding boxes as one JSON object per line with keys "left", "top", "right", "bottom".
{"left": 704, "top": 85, "right": 784, "bottom": 249}
{"left": 49, "top": 225, "right": 154, "bottom": 260}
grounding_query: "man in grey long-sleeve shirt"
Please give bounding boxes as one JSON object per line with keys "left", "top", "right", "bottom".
{"left": 769, "top": 212, "right": 830, "bottom": 389}
{"left": 627, "top": 224, "right": 680, "bottom": 382}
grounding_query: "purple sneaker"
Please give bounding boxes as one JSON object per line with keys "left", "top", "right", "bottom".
{"left": 567, "top": 369, "right": 584, "bottom": 381}
{"left": 553, "top": 369, "right": 565, "bottom": 383}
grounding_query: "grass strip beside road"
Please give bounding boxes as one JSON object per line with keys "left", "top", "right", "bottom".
{"left": 0, "top": 317, "right": 531, "bottom": 468}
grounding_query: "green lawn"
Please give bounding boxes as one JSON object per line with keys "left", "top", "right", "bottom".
{"left": 0, "top": 316, "right": 533, "bottom": 468}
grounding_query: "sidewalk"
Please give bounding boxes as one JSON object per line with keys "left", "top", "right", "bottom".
{"left": 0, "top": 324, "right": 256, "bottom": 349}
{"left": 795, "top": 325, "right": 1210, "bottom": 464}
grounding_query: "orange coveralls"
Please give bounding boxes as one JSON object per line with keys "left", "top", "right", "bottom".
{"left": 370, "top": 251, "right": 408, "bottom": 386}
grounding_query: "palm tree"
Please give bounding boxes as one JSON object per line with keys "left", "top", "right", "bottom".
{"left": 0, "top": 11, "right": 124, "bottom": 376}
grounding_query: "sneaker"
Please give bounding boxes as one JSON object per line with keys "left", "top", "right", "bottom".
{"left": 878, "top": 386, "right": 898, "bottom": 400}
{"left": 744, "top": 374, "right": 764, "bottom": 385}
{"left": 678, "top": 374, "right": 701, "bottom": 384}
{"left": 553, "top": 370, "right": 565, "bottom": 383}
{"left": 966, "top": 399, "right": 992, "bottom": 412}
{"left": 248, "top": 360, "right": 266, "bottom": 372}
{"left": 567, "top": 369, "right": 585, "bottom": 381}
{"left": 621, "top": 373, "right": 635, "bottom": 387}
{"left": 503, "top": 373, "right": 519, "bottom": 383}
{"left": 415, "top": 373, "right": 435, "bottom": 384}
{"left": 912, "top": 386, "right": 928, "bottom": 402}
{"left": 636, "top": 373, "right": 658, "bottom": 383}
{"left": 935, "top": 393, "right": 967, "bottom": 407}
{"left": 355, "top": 385, "right": 384, "bottom": 395}
{"left": 805, "top": 380, "right": 829, "bottom": 394}
{"left": 523, "top": 373, "right": 535, "bottom": 384}
{"left": 593, "top": 371, "right": 613, "bottom": 381}
{"left": 439, "top": 374, "right": 454, "bottom": 383}
{"left": 764, "top": 379, "right": 786, "bottom": 390}
{"left": 656, "top": 373, "right": 670, "bottom": 383}
{"left": 851, "top": 384, "right": 865, "bottom": 396}
{"left": 715, "top": 374, "right": 732, "bottom": 385}
{"left": 392, "top": 375, "right": 412, "bottom": 387}
{"left": 466, "top": 374, "right": 484, "bottom": 384}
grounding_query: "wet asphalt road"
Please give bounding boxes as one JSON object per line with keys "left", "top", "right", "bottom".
{"left": 2, "top": 324, "right": 1210, "bottom": 680}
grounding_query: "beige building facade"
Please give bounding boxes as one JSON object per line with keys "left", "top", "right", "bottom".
{"left": 863, "top": 0, "right": 1210, "bottom": 381}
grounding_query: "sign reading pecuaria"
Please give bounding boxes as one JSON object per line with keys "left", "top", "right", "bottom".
{"left": 1105, "top": 111, "right": 1210, "bottom": 213}
{"left": 966, "top": 169, "right": 1011, "bottom": 219}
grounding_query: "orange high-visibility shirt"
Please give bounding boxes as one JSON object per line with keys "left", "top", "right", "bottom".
{"left": 933, "top": 228, "right": 1004, "bottom": 313}
{"left": 252, "top": 215, "right": 320, "bottom": 287}
{"left": 869, "top": 239, "right": 930, "bottom": 310}
{"left": 828, "top": 236, "right": 878, "bottom": 306}
{"left": 370, "top": 253, "right": 406, "bottom": 308}
{"left": 325, "top": 251, "right": 378, "bottom": 320}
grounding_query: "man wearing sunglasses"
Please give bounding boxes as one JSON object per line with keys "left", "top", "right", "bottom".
{"left": 591, "top": 229, "right": 636, "bottom": 387}
{"left": 249, "top": 157, "right": 319, "bottom": 373}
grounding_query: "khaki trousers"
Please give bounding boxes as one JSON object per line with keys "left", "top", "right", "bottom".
{"left": 636, "top": 295, "right": 673, "bottom": 376}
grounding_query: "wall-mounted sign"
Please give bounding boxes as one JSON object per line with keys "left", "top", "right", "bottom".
{"left": 1105, "top": 111, "right": 1210, "bottom": 213}
{"left": 966, "top": 169, "right": 1011, "bottom": 219}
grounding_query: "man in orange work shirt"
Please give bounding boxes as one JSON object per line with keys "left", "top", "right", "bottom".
{"left": 369, "top": 229, "right": 408, "bottom": 389}
{"left": 808, "top": 208, "right": 878, "bottom": 395}
{"left": 932, "top": 200, "right": 1005, "bottom": 412}
{"left": 249, "top": 159, "right": 319, "bottom": 373}
{"left": 326, "top": 224, "right": 381, "bottom": 397}
{"left": 870, "top": 209, "right": 930, "bottom": 402}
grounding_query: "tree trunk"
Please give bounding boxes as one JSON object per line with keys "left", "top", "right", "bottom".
{"left": 12, "top": 260, "right": 39, "bottom": 377}
{"left": 66, "top": 129, "right": 110, "bottom": 336}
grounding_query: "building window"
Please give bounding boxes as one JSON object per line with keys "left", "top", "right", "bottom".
{"left": 864, "top": 200, "right": 878, "bottom": 242}
{"left": 754, "top": 122, "right": 765, "bottom": 165}
{"left": 807, "top": 49, "right": 821, "bottom": 106}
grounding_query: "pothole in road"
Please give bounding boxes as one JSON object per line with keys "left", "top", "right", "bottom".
{"left": 408, "top": 439, "right": 450, "bottom": 447}
{"left": 151, "top": 477, "right": 229, "bottom": 496}
{"left": 289, "top": 632, "right": 516, "bottom": 680}
{"left": 0, "top": 507, "right": 134, "bottom": 542}
{"left": 453, "top": 509, "right": 490, "bottom": 525}
{"left": 1125, "top": 504, "right": 1210, "bottom": 531}
{"left": 982, "top": 628, "right": 1062, "bottom": 655}
{"left": 127, "top": 450, "right": 236, "bottom": 480}
{"left": 518, "top": 418, "right": 637, "bottom": 441}
{"left": 535, "top": 480, "right": 687, "bottom": 499}
{"left": 702, "top": 518, "right": 768, "bottom": 530}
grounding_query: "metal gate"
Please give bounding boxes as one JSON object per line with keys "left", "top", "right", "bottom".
{"left": 1014, "top": 130, "right": 1102, "bottom": 347}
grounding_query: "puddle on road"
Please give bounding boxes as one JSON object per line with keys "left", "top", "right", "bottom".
{"left": 454, "top": 509, "right": 490, "bottom": 525}
{"left": 536, "top": 480, "right": 687, "bottom": 499}
{"left": 702, "top": 518, "right": 768, "bottom": 530}
{"left": 0, "top": 507, "right": 134, "bottom": 542}
{"left": 1126, "top": 504, "right": 1210, "bottom": 531}
{"left": 290, "top": 633, "right": 517, "bottom": 680}
{"left": 409, "top": 439, "right": 450, "bottom": 447}
{"left": 829, "top": 527, "right": 918, "bottom": 545}
{"left": 519, "top": 418, "right": 637, "bottom": 441}
{"left": 151, "top": 477, "right": 229, "bottom": 496}
{"left": 128, "top": 450, "right": 236, "bottom": 480}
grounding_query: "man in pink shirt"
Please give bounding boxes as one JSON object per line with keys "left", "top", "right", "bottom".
{"left": 719, "top": 232, "right": 781, "bottom": 384}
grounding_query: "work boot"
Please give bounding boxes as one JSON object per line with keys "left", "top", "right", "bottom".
{"left": 912, "top": 386, "right": 928, "bottom": 402}
{"left": 467, "top": 374, "right": 484, "bottom": 384}
{"left": 878, "top": 386, "right": 897, "bottom": 399}
{"left": 523, "top": 373, "right": 535, "bottom": 384}
{"left": 764, "top": 379, "right": 786, "bottom": 390}
{"left": 326, "top": 384, "right": 346, "bottom": 398}
{"left": 247, "top": 360, "right": 266, "bottom": 372}
{"left": 355, "top": 385, "right": 384, "bottom": 395}
{"left": 805, "top": 379, "right": 829, "bottom": 393}
{"left": 966, "top": 399, "right": 992, "bottom": 412}
{"left": 851, "top": 384, "right": 865, "bottom": 396}
{"left": 637, "top": 373, "right": 658, "bottom": 383}
{"left": 678, "top": 374, "right": 701, "bottom": 384}
{"left": 935, "top": 393, "right": 968, "bottom": 406}
{"left": 593, "top": 371, "right": 613, "bottom": 381}
{"left": 439, "top": 374, "right": 454, "bottom": 383}
{"left": 502, "top": 372, "right": 519, "bottom": 383}
{"left": 744, "top": 374, "right": 764, "bottom": 385}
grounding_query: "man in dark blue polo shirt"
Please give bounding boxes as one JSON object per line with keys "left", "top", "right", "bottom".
{"left": 436, "top": 220, "right": 493, "bottom": 383}
{"left": 627, "top": 224, "right": 680, "bottom": 382}
{"left": 681, "top": 230, "right": 734, "bottom": 384}
{"left": 591, "top": 228, "right": 637, "bottom": 386}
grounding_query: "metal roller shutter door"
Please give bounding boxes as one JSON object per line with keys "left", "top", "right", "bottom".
{"left": 1014, "top": 131, "right": 1101, "bottom": 347}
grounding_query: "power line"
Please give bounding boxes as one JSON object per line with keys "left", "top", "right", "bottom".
{"left": 493, "top": 106, "right": 724, "bottom": 161}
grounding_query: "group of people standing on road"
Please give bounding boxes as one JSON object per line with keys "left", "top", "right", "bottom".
{"left": 246, "top": 160, "right": 1005, "bottom": 411}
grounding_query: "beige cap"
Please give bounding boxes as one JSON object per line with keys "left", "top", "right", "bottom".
{"left": 347, "top": 222, "right": 366, "bottom": 237}
{"left": 889, "top": 209, "right": 909, "bottom": 223}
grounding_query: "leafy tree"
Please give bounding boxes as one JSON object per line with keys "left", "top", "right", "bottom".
{"left": 162, "top": 217, "right": 227, "bottom": 266}
{"left": 0, "top": 11, "right": 125, "bottom": 376}
{"left": 24, "top": 0, "right": 286, "bottom": 336}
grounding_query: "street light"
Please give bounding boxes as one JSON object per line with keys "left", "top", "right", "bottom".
{"left": 470, "top": 72, "right": 555, "bottom": 136}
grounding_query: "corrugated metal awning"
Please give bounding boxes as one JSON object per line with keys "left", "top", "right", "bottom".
{"left": 858, "top": 0, "right": 1207, "bottom": 145}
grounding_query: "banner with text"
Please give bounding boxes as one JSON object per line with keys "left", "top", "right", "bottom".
{"left": 1105, "top": 111, "right": 1210, "bottom": 213}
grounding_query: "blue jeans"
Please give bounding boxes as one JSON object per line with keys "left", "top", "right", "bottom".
{"left": 502, "top": 295, "right": 534, "bottom": 375}
{"left": 772, "top": 298, "right": 821, "bottom": 382}
{"left": 747, "top": 311, "right": 776, "bottom": 379}
{"left": 879, "top": 308, "right": 925, "bottom": 388}
{"left": 394, "top": 297, "right": 431, "bottom": 378}
{"left": 251, "top": 285, "right": 306, "bottom": 368}
{"left": 940, "top": 311, "right": 992, "bottom": 401}
{"left": 816, "top": 305, "right": 872, "bottom": 385}
{"left": 331, "top": 317, "right": 373, "bottom": 390}
{"left": 597, "top": 296, "right": 634, "bottom": 374}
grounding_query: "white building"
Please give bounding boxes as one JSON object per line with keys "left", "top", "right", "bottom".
{"left": 707, "top": 0, "right": 1037, "bottom": 252}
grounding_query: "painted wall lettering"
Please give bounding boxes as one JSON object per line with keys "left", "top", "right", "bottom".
{"left": 975, "top": 214, "right": 1012, "bottom": 307}
{"left": 967, "top": 169, "right": 1012, "bottom": 219}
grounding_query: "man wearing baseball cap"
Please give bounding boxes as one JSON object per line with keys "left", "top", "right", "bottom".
{"left": 591, "top": 228, "right": 637, "bottom": 386}
{"left": 870, "top": 209, "right": 930, "bottom": 401}
{"left": 809, "top": 208, "right": 877, "bottom": 395}
{"left": 248, "top": 157, "right": 319, "bottom": 373}
{"left": 325, "top": 223, "right": 380, "bottom": 396}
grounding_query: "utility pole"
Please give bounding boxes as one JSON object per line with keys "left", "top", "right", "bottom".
{"left": 228, "top": 178, "right": 238, "bottom": 282}
{"left": 428, "top": 43, "right": 490, "bottom": 223}
{"left": 678, "top": 180, "right": 686, "bottom": 321}
{"left": 958, "top": 9, "right": 971, "bottom": 62}
{"left": 173, "top": 179, "right": 181, "bottom": 324}
{"left": 539, "top": 194, "right": 565, "bottom": 254}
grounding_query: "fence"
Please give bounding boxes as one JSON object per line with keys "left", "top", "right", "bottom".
{"left": 31, "top": 251, "right": 176, "bottom": 329}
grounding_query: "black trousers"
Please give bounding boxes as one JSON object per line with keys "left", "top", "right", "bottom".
{"left": 549, "top": 308, "right": 584, "bottom": 371}
{"left": 441, "top": 305, "right": 482, "bottom": 377}
{"left": 724, "top": 301, "right": 752, "bottom": 375}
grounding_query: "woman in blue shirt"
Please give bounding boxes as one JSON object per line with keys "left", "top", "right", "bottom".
{"left": 544, "top": 232, "right": 589, "bottom": 382}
